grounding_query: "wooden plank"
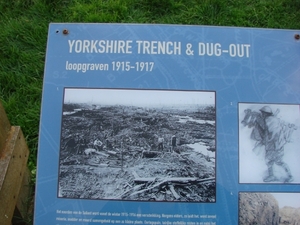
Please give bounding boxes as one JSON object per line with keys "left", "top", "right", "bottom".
{"left": 134, "top": 177, "right": 215, "bottom": 183}
{"left": 11, "top": 167, "right": 31, "bottom": 225}
{"left": 0, "top": 102, "right": 11, "bottom": 154}
{"left": 15, "top": 167, "right": 31, "bottom": 222}
{"left": 169, "top": 185, "right": 180, "bottom": 200}
{"left": 0, "top": 126, "right": 29, "bottom": 225}
{"left": 132, "top": 170, "right": 140, "bottom": 179}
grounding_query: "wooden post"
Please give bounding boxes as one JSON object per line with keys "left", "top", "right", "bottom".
{"left": 0, "top": 102, "right": 11, "bottom": 152}
{"left": 0, "top": 102, "right": 31, "bottom": 225}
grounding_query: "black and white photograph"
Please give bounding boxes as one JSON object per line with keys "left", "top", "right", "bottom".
{"left": 58, "top": 88, "right": 216, "bottom": 202}
{"left": 239, "top": 103, "right": 300, "bottom": 184}
{"left": 239, "top": 192, "right": 300, "bottom": 225}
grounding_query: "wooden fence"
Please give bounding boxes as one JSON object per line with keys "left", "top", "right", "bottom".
{"left": 0, "top": 102, "right": 31, "bottom": 225}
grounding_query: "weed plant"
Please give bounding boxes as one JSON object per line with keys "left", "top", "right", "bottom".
{"left": 0, "top": 0, "right": 300, "bottom": 224}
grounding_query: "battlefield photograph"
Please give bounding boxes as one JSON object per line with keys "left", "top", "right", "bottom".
{"left": 58, "top": 88, "right": 216, "bottom": 202}
{"left": 239, "top": 192, "right": 300, "bottom": 225}
{"left": 239, "top": 103, "right": 300, "bottom": 184}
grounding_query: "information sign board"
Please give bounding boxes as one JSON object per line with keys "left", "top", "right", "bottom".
{"left": 34, "top": 23, "right": 300, "bottom": 224}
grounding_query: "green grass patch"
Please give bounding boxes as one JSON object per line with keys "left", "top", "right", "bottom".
{"left": 1, "top": 0, "right": 300, "bottom": 192}
{"left": 0, "top": 0, "right": 300, "bottom": 224}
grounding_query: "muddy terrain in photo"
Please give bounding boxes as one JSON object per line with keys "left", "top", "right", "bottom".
{"left": 58, "top": 104, "right": 216, "bottom": 202}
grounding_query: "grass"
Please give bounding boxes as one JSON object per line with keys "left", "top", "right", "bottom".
{"left": 0, "top": 0, "right": 300, "bottom": 224}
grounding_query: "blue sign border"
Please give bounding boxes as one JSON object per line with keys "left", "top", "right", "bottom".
{"left": 34, "top": 23, "right": 300, "bottom": 225}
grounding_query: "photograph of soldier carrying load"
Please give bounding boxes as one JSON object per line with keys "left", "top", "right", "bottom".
{"left": 58, "top": 88, "right": 216, "bottom": 202}
{"left": 239, "top": 103, "right": 300, "bottom": 183}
